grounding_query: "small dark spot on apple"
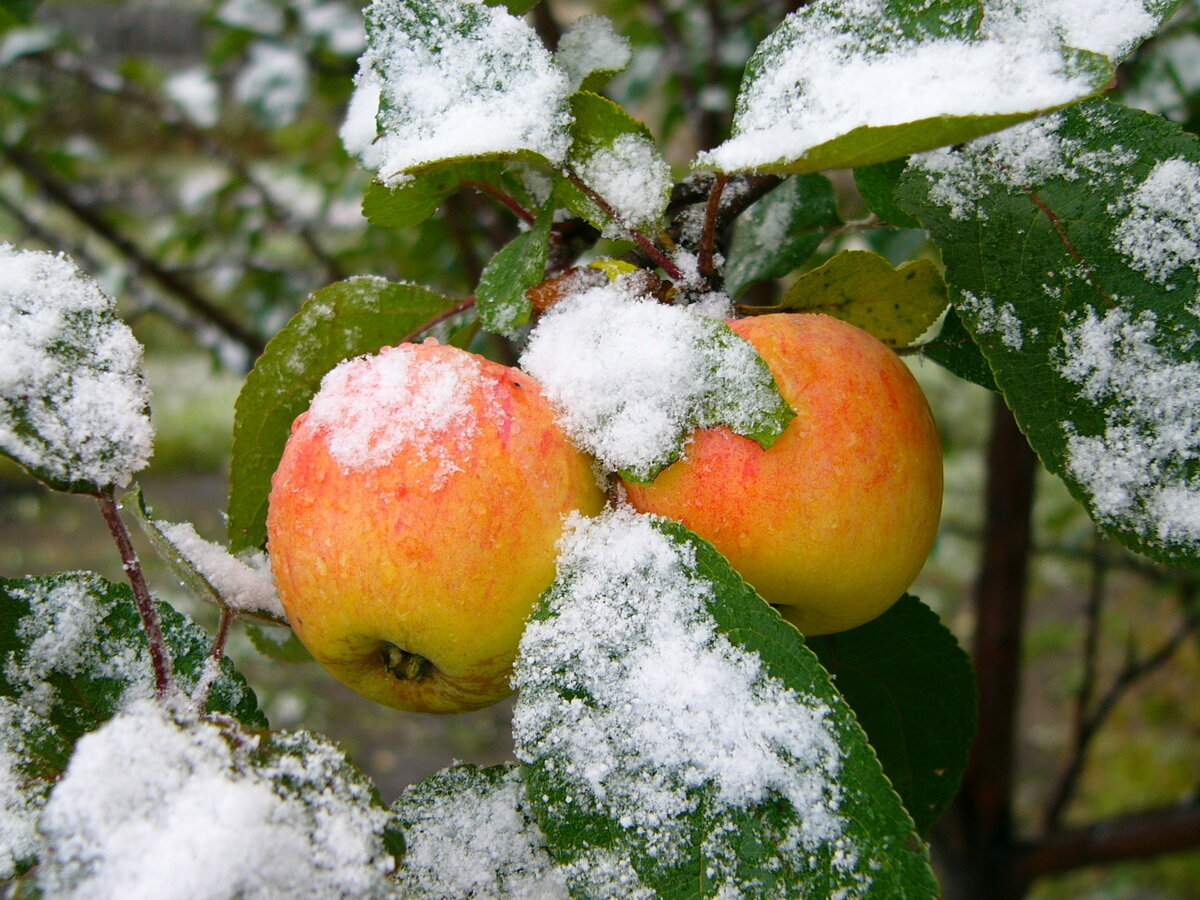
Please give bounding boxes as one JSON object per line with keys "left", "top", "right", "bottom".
{"left": 380, "top": 643, "right": 433, "bottom": 681}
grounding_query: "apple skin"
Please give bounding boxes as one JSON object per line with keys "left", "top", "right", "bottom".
{"left": 267, "top": 342, "right": 606, "bottom": 714}
{"left": 623, "top": 313, "right": 942, "bottom": 636}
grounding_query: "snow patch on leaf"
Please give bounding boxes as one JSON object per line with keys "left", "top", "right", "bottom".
{"left": 1111, "top": 158, "right": 1200, "bottom": 285}
{"left": 0, "top": 245, "right": 153, "bottom": 492}
{"left": 556, "top": 15, "right": 631, "bottom": 92}
{"left": 354, "top": 0, "right": 571, "bottom": 182}
{"left": 156, "top": 521, "right": 284, "bottom": 620}
{"left": 1057, "top": 307, "right": 1200, "bottom": 548}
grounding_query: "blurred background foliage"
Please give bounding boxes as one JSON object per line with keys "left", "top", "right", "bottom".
{"left": 1, "top": 1, "right": 1199, "bottom": 897}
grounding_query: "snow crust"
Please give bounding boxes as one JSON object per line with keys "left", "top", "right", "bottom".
{"left": 157, "top": 521, "right": 284, "bottom": 620}
{"left": 513, "top": 507, "right": 854, "bottom": 894}
{"left": 37, "top": 701, "right": 399, "bottom": 899}
{"left": 305, "top": 341, "right": 496, "bottom": 481}
{"left": 0, "top": 245, "right": 153, "bottom": 490}
{"left": 700, "top": 0, "right": 1159, "bottom": 172}
{"left": 394, "top": 764, "right": 568, "bottom": 899}
{"left": 519, "top": 278, "right": 779, "bottom": 479}
{"left": 352, "top": 0, "right": 572, "bottom": 182}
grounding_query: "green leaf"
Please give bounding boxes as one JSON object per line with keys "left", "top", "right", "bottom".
{"left": 808, "top": 596, "right": 977, "bottom": 836}
{"left": 898, "top": 98, "right": 1200, "bottom": 568}
{"left": 477, "top": 200, "right": 554, "bottom": 334}
{"left": 227, "top": 277, "right": 456, "bottom": 551}
{"left": 362, "top": 161, "right": 510, "bottom": 230}
{"left": 724, "top": 174, "right": 842, "bottom": 297}
{"left": 0, "top": 698, "right": 71, "bottom": 879}
{"left": 485, "top": 0, "right": 539, "bottom": 14}
{"left": 513, "top": 509, "right": 938, "bottom": 898}
{"left": 359, "top": 0, "right": 572, "bottom": 181}
{"left": 778, "top": 251, "right": 948, "bottom": 348}
{"left": 0, "top": 246, "right": 154, "bottom": 494}
{"left": 559, "top": 91, "right": 671, "bottom": 236}
{"left": 696, "top": 0, "right": 1174, "bottom": 174}
{"left": 855, "top": 159, "right": 924, "bottom": 229}
{"left": 918, "top": 307, "right": 998, "bottom": 391}
{"left": 0, "top": 573, "right": 266, "bottom": 742}
{"left": 393, "top": 763, "right": 564, "bottom": 897}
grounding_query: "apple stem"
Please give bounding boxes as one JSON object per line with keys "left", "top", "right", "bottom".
{"left": 381, "top": 644, "right": 433, "bottom": 681}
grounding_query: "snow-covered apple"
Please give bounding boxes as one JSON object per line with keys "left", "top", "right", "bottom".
{"left": 623, "top": 313, "right": 942, "bottom": 636}
{"left": 267, "top": 341, "right": 606, "bottom": 713}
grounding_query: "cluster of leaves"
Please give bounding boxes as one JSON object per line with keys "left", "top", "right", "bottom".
{"left": 2, "top": 0, "right": 1200, "bottom": 896}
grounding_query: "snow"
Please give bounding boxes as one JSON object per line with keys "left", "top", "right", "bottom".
{"left": 512, "top": 507, "right": 857, "bottom": 894}
{"left": 234, "top": 41, "right": 310, "bottom": 127}
{"left": 574, "top": 132, "right": 671, "bottom": 237}
{"left": 957, "top": 291, "right": 1025, "bottom": 350}
{"left": 519, "top": 278, "right": 782, "bottom": 480}
{"left": 0, "top": 700, "right": 54, "bottom": 881}
{"left": 353, "top": 0, "right": 572, "bottom": 183}
{"left": 0, "top": 245, "right": 153, "bottom": 491}
{"left": 304, "top": 341, "right": 496, "bottom": 481}
{"left": 700, "top": 0, "right": 1161, "bottom": 172}
{"left": 296, "top": 0, "right": 367, "bottom": 55}
{"left": 1057, "top": 307, "right": 1200, "bottom": 547}
{"left": 216, "top": 0, "right": 285, "bottom": 36}
{"left": 555, "top": 15, "right": 632, "bottom": 92}
{"left": 36, "top": 700, "right": 400, "bottom": 899}
{"left": 165, "top": 68, "right": 220, "bottom": 129}
{"left": 394, "top": 764, "right": 568, "bottom": 899}
{"left": 157, "top": 521, "right": 285, "bottom": 620}
{"left": 1112, "top": 158, "right": 1200, "bottom": 284}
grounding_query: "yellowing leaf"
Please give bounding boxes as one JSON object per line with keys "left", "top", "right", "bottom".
{"left": 780, "top": 250, "right": 947, "bottom": 347}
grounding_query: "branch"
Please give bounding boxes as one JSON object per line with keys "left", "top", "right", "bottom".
{"left": 2, "top": 142, "right": 266, "bottom": 359}
{"left": 96, "top": 491, "right": 172, "bottom": 697}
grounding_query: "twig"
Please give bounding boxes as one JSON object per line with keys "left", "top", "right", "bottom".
{"left": 96, "top": 490, "right": 173, "bottom": 697}
{"left": 697, "top": 173, "right": 729, "bottom": 285}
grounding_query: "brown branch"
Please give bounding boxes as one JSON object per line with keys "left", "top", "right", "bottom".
{"left": 2, "top": 142, "right": 266, "bottom": 358}
{"left": 1015, "top": 801, "right": 1200, "bottom": 886}
{"left": 96, "top": 491, "right": 172, "bottom": 697}
{"left": 697, "top": 173, "right": 729, "bottom": 284}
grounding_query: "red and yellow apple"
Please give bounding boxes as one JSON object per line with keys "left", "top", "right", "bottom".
{"left": 267, "top": 341, "right": 606, "bottom": 714}
{"left": 623, "top": 313, "right": 942, "bottom": 636}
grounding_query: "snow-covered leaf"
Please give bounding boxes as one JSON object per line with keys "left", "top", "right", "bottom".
{"left": 393, "top": 763, "right": 567, "bottom": 898}
{"left": 34, "top": 701, "right": 403, "bottom": 899}
{"left": 699, "top": 0, "right": 1176, "bottom": 175}
{"left": 555, "top": 15, "right": 631, "bottom": 94}
{"left": 0, "top": 245, "right": 153, "bottom": 494}
{"left": 355, "top": 0, "right": 571, "bottom": 184}
{"left": 0, "top": 698, "right": 71, "bottom": 880}
{"left": 779, "top": 251, "right": 948, "bottom": 348}
{"left": 228, "top": 277, "right": 456, "bottom": 552}
{"left": 519, "top": 278, "right": 794, "bottom": 483}
{"left": 513, "top": 508, "right": 938, "bottom": 898}
{"left": 724, "top": 174, "right": 842, "bottom": 297}
{"left": 0, "top": 573, "right": 265, "bottom": 742}
{"left": 129, "top": 486, "right": 285, "bottom": 624}
{"left": 898, "top": 98, "right": 1200, "bottom": 567}
{"left": 477, "top": 200, "right": 554, "bottom": 334}
{"left": 559, "top": 91, "right": 672, "bottom": 239}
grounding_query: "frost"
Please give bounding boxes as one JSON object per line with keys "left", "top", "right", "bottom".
{"left": 519, "top": 278, "right": 787, "bottom": 480}
{"left": 1058, "top": 307, "right": 1200, "bottom": 547}
{"left": 555, "top": 15, "right": 632, "bottom": 92}
{"left": 0, "top": 700, "right": 57, "bottom": 880}
{"left": 36, "top": 701, "right": 400, "bottom": 899}
{"left": 234, "top": 42, "right": 310, "bottom": 127}
{"left": 513, "top": 508, "right": 856, "bottom": 894}
{"left": 304, "top": 342, "right": 498, "bottom": 481}
{"left": 3, "top": 575, "right": 155, "bottom": 715}
{"left": 701, "top": 0, "right": 1158, "bottom": 172}
{"left": 575, "top": 132, "right": 671, "bottom": 236}
{"left": 958, "top": 291, "right": 1025, "bottom": 350}
{"left": 1112, "top": 158, "right": 1200, "bottom": 284}
{"left": 0, "top": 245, "right": 153, "bottom": 491}
{"left": 354, "top": 0, "right": 572, "bottom": 182}
{"left": 394, "top": 765, "right": 568, "bottom": 899}
{"left": 156, "top": 521, "right": 284, "bottom": 620}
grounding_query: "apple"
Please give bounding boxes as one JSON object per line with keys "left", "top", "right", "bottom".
{"left": 622, "top": 313, "right": 942, "bottom": 636}
{"left": 267, "top": 341, "right": 606, "bottom": 713}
